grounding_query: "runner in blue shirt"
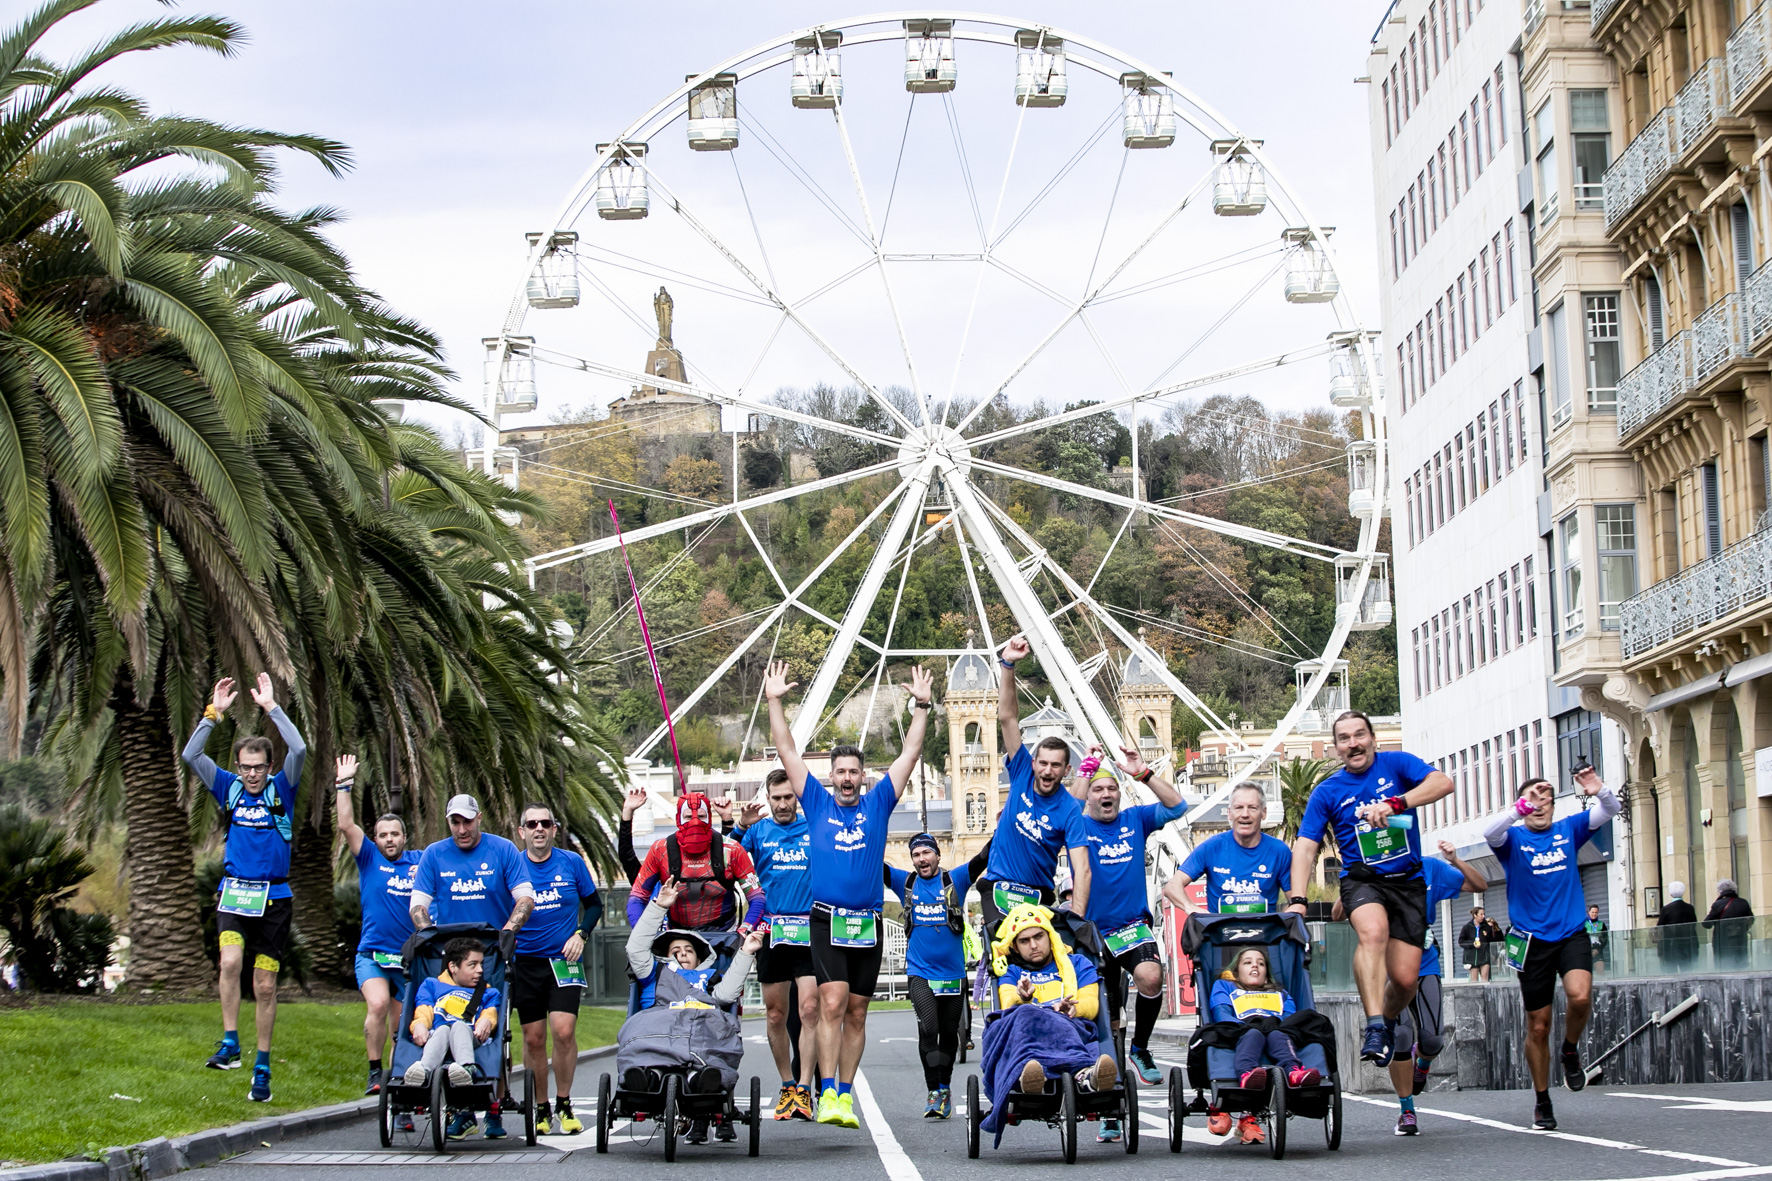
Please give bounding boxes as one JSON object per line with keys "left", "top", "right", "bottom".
{"left": 884, "top": 834, "right": 991, "bottom": 1120}
{"left": 734, "top": 769, "right": 819, "bottom": 1123}
{"left": 1073, "top": 744, "right": 1185, "bottom": 1140}
{"left": 765, "top": 658, "right": 935, "bottom": 1130}
{"left": 333, "top": 752, "right": 421, "bottom": 1102}
{"left": 1484, "top": 764, "right": 1618, "bottom": 1132}
{"left": 1165, "top": 784, "right": 1293, "bottom": 914}
{"left": 983, "top": 635, "right": 1093, "bottom": 928}
{"left": 512, "top": 803, "right": 602, "bottom": 1137}
{"left": 1287, "top": 710, "right": 1453, "bottom": 1068}
{"left": 181, "top": 674, "right": 307, "bottom": 1100}
{"left": 408, "top": 793, "right": 536, "bottom": 1142}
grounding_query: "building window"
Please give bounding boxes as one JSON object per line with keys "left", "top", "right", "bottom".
{"left": 1645, "top": 274, "right": 1665, "bottom": 351}
{"left": 1570, "top": 89, "right": 1609, "bottom": 210}
{"left": 1681, "top": 716, "right": 1706, "bottom": 903}
{"left": 1559, "top": 512, "right": 1583, "bottom": 638}
{"left": 1727, "top": 707, "right": 1749, "bottom": 886}
{"left": 1554, "top": 710, "right": 1601, "bottom": 793}
{"left": 1703, "top": 462, "right": 1723, "bottom": 556}
{"left": 1596, "top": 504, "right": 1638, "bottom": 631}
{"left": 1547, "top": 302, "right": 1571, "bottom": 427}
{"left": 1584, "top": 294, "right": 1621, "bottom": 413}
{"left": 1732, "top": 202, "right": 1755, "bottom": 291}
{"left": 1535, "top": 99, "right": 1559, "bottom": 223}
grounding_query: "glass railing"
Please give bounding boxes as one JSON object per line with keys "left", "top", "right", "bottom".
{"left": 1308, "top": 914, "right": 1772, "bottom": 994}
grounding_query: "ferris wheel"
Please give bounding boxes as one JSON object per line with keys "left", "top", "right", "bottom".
{"left": 483, "top": 12, "right": 1390, "bottom": 840}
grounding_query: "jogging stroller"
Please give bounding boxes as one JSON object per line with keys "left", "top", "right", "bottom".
{"left": 376, "top": 923, "right": 538, "bottom": 1152}
{"left": 1170, "top": 912, "right": 1341, "bottom": 1159}
{"left": 965, "top": 909, "right": 1139, "bottom": 1163}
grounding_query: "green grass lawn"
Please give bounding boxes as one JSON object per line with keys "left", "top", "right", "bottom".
{"left": 0, "top": 1000, "right": 624, "bottom": 1165}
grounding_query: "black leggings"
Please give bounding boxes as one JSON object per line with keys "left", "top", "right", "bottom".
{"left": 907, "top": 976, "right": 964, "bottom": 1089}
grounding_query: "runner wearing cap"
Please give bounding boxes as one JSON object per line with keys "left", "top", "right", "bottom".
{"left": 884, "top": 833, "right": 991, "bottom": 1120}
{"left": 409, "top": 793, "right": 536, "bottom": 1140}
{"left": 1075, "top": 744, "right": 1186, "bottom": 1137}
{"left": 182, "top": 674, "right": 307, "bottom": 1103}
{"left": 332, "top": 752, "right": 421, "bottom": 1101}
{"left": 1483, "top": 764, "right": 1619, "bottom": 1131}
{"left": 1286, "top": 710, "right": 1454, "bottom": 1068}
{"left": 512, "top": 802, "right": 602, "bottom": 1136}
{"left": 764, "top": 658, "right": 936, "bottom": 1130}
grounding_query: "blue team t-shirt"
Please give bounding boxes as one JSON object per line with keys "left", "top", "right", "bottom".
{"left": 413, "top": 833, "right": 530, "bottom": 928}
{"left": 413, "top": 974, "right": 501, "bottom": 1030}
{"left": 1208, "top": 979, "right": 1297, "bottom": 1023}
{"left": 212, "top": 770, "right": 300, "bottom": 900}
{"left": 741, "top": 816, "right": 813, "bottom": 916}
{"left": 802, "top": 774, "right": 899, "bottom": 911}
{"left": 1299, "top": 751, "right": 1437, "bottom": 880}
{"left": 984, "top": 746, "right": 1089, "bottom": 889}
{"left": 886, "top": 862, "right": 979, "bottom": 981}
{"left": 1179, "top": 831, "right": 1294, "bottom": 914}
{"left": 1080, "top": 801, "right": 1187, "bottom": 933}
{"left": 1496, "top": 811, "right": 1596, "bottom": 943}
{"left": 1417, "top": 856, "right": 1468, "bottom": 977}
{"left": 354, "top": 843, "right": 422, "bottom": 954}
{"left": 515, "top": 848, "right": 599, "bottom": 958}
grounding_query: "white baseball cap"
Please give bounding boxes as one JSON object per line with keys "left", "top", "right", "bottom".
{"left": 445, "top": 794, "right": 480, "bottom": 820}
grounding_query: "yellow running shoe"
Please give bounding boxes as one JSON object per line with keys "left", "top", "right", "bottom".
{"left": 792, "top": 1085, "right": 815, "bottom": 1122}
{"left": 815, "top": 1087, "right": 843, "bottom": 1125}
{"left": 835, "top": 1092, "right": 861, "bottom": 1129}
{"left": 556, "top": 1099, "right": 583, "bottom": 1135}
{"left": 774, "top": 1084, "right": 798, "bottom": 1121}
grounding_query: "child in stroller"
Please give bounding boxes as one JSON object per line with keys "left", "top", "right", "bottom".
{"left": 405, "top": 938, "right": 500, "bottom": 1091}
{"left": 1205, "top": 946, "right": 1323, "bottom": 1143}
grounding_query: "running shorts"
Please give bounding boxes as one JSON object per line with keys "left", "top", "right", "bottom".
{"left": 510, "top": 954, "right": 584, "bottom": 1025}
{"left": 1517, "top": 932, "right": 1592, "bottom": 1012}
{"left": 809, "top": 907, "right": 883, "bottom": 997}
{"left": 1342, "top": 875, "right": 1428, "bottom": 946}
{"left": 757, "top": 937, "right": 815, "bottom": 985}
{"left": 216, "top": 896, "right": 293, "bottom": 972}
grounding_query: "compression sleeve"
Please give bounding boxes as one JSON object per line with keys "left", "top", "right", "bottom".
{"left": 181, "top": 717, "right": 223, "bottom": 797}
{"left": 1483, "top": 806, "right": 1517, "bottom": 849}
{"left": 617, "top": 817, "right": 641, "bottom": 882}
{"left": 1589, "top": 786, "right": 1621, "bottom": 830}
{"left": 265, "top": 705, "right": 307, "bottom": 787}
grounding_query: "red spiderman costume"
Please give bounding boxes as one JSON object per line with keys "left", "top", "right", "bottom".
{"left": 626, "top": 792, "right": 766, "bottom": 931}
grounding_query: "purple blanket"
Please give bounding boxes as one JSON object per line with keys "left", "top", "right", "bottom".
{"left": 979, "top": 1003, "right": 1098, "bottom": 1144}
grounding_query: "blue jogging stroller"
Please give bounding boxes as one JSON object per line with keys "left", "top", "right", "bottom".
{"left": 375, "top": 923, "right": 538, "bottom": 1152}
{"left": 1171, "top": 912, "right": 1342, "bottom": 1160}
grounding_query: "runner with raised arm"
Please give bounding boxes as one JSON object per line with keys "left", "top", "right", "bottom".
{"left": 764, "top": 658, "right": 936, "bottom": 1130}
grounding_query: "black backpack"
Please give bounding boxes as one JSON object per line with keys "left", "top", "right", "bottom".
{"left": 888, "top": 866, "right": 963, "bottom": 935}
{"left": 665, "top": 833, "right": 729, "bottom": 901}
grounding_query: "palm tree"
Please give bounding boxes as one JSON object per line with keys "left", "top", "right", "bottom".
{"left": 1277, "top": 756, "right": 1334, "bottom": 845}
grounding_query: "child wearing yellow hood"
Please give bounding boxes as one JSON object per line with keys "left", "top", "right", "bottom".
{"left": 991, "top": 905, "right": 1118, "bottom": 1096}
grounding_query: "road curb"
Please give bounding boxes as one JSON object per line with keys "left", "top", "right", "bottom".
{"left": 0, "top": 1045, "right": 616, "bottom": 1181}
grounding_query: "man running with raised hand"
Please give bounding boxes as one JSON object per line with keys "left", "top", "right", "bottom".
{"left": 734, "top": 769, "right": 820, "bottom": 1122}
{"left": 1287, "top": 710, "right": 1453, "bottom": 1068}
{"left": 513, "top": 802, "right": 603, "bottom": 1136}
{"left": 764, "top": 658, "right": 936, "bottom": 1130}
{"left": 1164, "top": 782, "right": 1292, "bottom": 916}
{"left": 183, "top": 674, "right": 307, "bottom": 1103}
{"left": 333, "top": 753, "right": 420, "bottom": 1100}
{"left": 981, "top": 636, "right": 1093, "bottom": 928}
{"left": 1484, "top": 765, "right": 1619, "bottom": 1130}
{"left": 1074, "top": 744, "right": 1186, "bottom": 1142}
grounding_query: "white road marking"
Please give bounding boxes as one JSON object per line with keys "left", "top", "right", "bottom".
{"left": 878, "top": 1037, "right": 918, "bottom": 1043}
{"left": 1342, "top": 1094, "right": 1757, "bottom": 1168}
{"left": 1610, "top": 1092, "right": 1772, "bottom": 1114}
{"left": 854, "top": 1069, "right": 924, "bottom": 1181}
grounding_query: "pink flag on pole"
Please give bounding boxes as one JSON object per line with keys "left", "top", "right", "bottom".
{"left": 608, "top": 500, "right": 686, "bottom": 793}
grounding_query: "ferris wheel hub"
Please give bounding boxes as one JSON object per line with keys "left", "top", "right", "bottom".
{"left": 897, "top": 421, "right": 972, "bottom": 479}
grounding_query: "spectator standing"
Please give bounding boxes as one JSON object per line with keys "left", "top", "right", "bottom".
{"left": 1655, "top": 882, "right": 1699, "bottom": 971}
{"left": 1458, "top": 906, "right": 1494, "bottom": 983}
{"left": 1584, "top": 905, "right": 1609, "bottom": 975}
{"left": 1703, "top": 880, "right": 1754, "bottom": 969}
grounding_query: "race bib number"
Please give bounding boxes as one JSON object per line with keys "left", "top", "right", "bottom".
{"left": 926, "top": 978, "right": 965, "bottom": 996}
{"left": 1504, "top": 928, "right": 1532, "bottom": 973}
{"left": 217, "top": 878, "right": 270, "bottom": 918}
{"left": 829, "top": 908, "right": 878, "bottom": 948}
{"left": 993, "top": 881, "right": 1041, "bottom": 913}
{"left": 770, "top": 914, "right": 811, "bottom": 948}
{"left": 1104, "top": 921, "right": 1157, "bottom": 956}
{"left": 1354, "top": 822, "right": 1409, "bottom": 865}
{"left": 1223, "top": 900, "right": 1270, "bottom": 915}
{"left": 550, "top": 959, "right": 586, "bottom": 988}
{"left": 1231, "top": 990, "right": 1286, "bottom": 1019}
{"left": 371, "top": 951, "right": 403, "bottom": 970}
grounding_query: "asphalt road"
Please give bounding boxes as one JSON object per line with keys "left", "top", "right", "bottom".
{"left": 200, "top": 1009, "right": 1772, "bottom": 1180}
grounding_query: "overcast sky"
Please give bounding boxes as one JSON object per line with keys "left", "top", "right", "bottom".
{"left": 60, "top": 1, "right": 1387, "bottom": 440}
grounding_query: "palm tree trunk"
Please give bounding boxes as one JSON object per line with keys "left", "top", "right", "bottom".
{"left": 117, "top": 676, "right": 214, "bottom": 990}
{"left": 288, "top": 789, "right": 339, "bottom": 987}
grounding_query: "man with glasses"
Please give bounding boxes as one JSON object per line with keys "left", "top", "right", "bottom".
{"left": 410, "top": 794, "right": 536, "bottom": 1139}
{"left": 512, "top": 803, "right": 603, "bottom": 1135}
{"left": 182, "top": 674, "right": 308, "bottom": 1103}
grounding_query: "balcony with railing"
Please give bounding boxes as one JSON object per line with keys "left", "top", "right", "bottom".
{"left": 1603, "top": 107, "right": 1674, "bottom": 230}
{"left": 1676, "top": 58, "right": 1729, "bottom": 152}
{"left": 1591, "top": 0, "right": 1621, "bottom": 31}
{"left": 1748, "top": 258, "right": 1772, "bottom": 342}
{"left": 1730, "top": 4, "right": 1772, "bottom": 107}
{"left": 1692, "top": 292, "right": 1751, "bottom": 383}
{"left": 1619, "top": 521, "right": 1772, "bottom": 658}
{"left": 1616, "top": 332, "right": 1690, "bottom": 438}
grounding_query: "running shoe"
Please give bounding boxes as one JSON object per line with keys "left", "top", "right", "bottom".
{"left": 1394, "top": 1109, "right": 1419, "bottom": 1136}
{"left": 833, "top": 1092, "right": 860, "bottom": 1129}
{"left": 923, "top": 1089, "right": 943, "bottom": 1118}
{"left": 482, "top": 1113, "right": 506, "bottom": 1140}
{"left": 816, "top": 1088, "right": 843, "bottom": 1125}
{"left": 1533, "top": 1098, "right": 1557, "bottom": 1130}
{"left": 716, "top": 1118, "right": 737, "bottom": 1141}
{"left": 365, "top": 1066, "right": 383, "bottom": 1095}
{"left": 1236, "top": 1114, "right": 1265, "bottom": 1144}
{"left": 206, "top": 1041, "right": 241, "bottom": 1071}
{"left": 445, "top": 1063, "right": 471, "bottom": 1088}
{"left": 445, "top": 1111, "right": 477, "bottom": 1140}
{"left": 1018, "top": 1059, "right": 1047, "bottom": 1093}
{"left": 1206, "top": 1110, "right": 1233, "bottom": 1136}
{"left": 687, "top": 1117, "right": 708, "bottom": 1145}
{"left": 1097, "top": 1118, "right": 1122, "bottom": 1143}
{"left": 1359, "top": 1022, "right": 1393, "bottom": 1065}
{"left": 792, "top": 1085, "right": 815, "bottom": 1121}
{"left": 1413, "top": 1058, "right": 1431, "bottom": 1096}
{"left": 776, "top": 1084, "right": 799, "bottom": 1121}
{"left": 1127, "top": 1044, "right": 1162, "bottom": 1085}
{"left": 1238, "top": 1067, "right": 1268, "bottom": 1092}
{"left": 933, "top": 1087, "right": 951, "bottom": 1119}
{"left": 248, "top": 1066, "right": 272, "bottom": 1103}
{"left": 1561, "top": 1043, "right": 1586, "bottom": 1091}
{"left": 1286, "top": 1066, "right": 1321, "bottom": 1088}
{"left": 393, "top": 1112, "right": 416, "bottom": 1134}
{"left": 403, "top": 1063, "right": 430, "bottom": 1087}
{"left": 557, "top": 1100, "right": 583, "bottom": 1135}
{"left": 1082, "top": 1053, "right": 1118, "bottom": 1094}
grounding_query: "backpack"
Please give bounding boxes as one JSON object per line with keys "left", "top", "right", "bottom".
{"left": 664, "top": 834, "right": 730, "bottom": 901}
{"left": 893, "top": 867, "right": 963, "bottom": 936}
{"left": 224, "top": 774, "right": 292, "bottom": 845}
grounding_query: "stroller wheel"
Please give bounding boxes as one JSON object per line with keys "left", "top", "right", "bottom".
{"left": 748, "top": 1076, "right": 761, "bottom": 1157}
{"left": 1059, "top": 1072, "right": 1077, "bottom": 1164}
{"left": 1268, "top": 1067, "right": 1287, "bottom": 1160}
{"left": 1325, "top": 1071, "right": 1343, "bottom": 1151}
{"left": 662, "top": 1073, "right": 680, "bottom": 1163}
{"left": 430, "top": 1072, "right": 448, "bottom": 1155}
{"left": 966, "top": 1075, "right": 981, "bottom": 1159}
{"left": 378, "top": 1076, "right": 393, "bottom": 1148}
{"left": 596, "top": 1073, "right": 611, "bottom": 1154}
{"left": 1167, "top": 1066, "right": 1185, "bottom": 1153}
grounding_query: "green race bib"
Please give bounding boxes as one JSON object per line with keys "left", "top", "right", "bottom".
{"left": 770, "top": 914, "right": 811, "bottom": 948}
{"left": 926, "top": 978, "right": 965, "bottom": 996}
{"left": 1504, "top": 928, "right": 1532, "bottom": 973}
{"left": 1223, "top": 900, "right": 1270, "bottom": 915}
{"left": 992, "top": 881, "right": 1041, "bottom": 913}
{"left": 550, "top": 958, "right": 586, "bottom": 988}
{"left": 371, "top": 951, "right": 403, "bottom": 970}
{"left": 829, "top": 908, "right": 878, "bottom": 948}
{"left": 217, "top": 878, "right": 269, "bottom": 918}
{"left": 1104, "top": 921, "right": 1157, "bottom": 956}
{"left": 1354, "top": 823, "right": 1409, "bottom": 865}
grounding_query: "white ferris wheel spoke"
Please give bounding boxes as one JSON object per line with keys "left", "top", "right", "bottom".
{"left": 947, "top": 511, "right": 996, "bottom": 653}
{"left": 857, "top": 497, "right": 925, "bottom": 753}
{"left": 731, "top": 508, "right": 886, "bottom": 651}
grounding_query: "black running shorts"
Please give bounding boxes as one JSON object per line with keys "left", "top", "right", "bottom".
{"left": 1517, "top": 932, "right": 1592, "bottom": 1012}
{"left": 809, "top": 907, "right": 883, "bottom": 998}
{"left": 511, "top": 954, "right": 584, "bottom": 1025}
{"left": 757, "top": 937, "right": 815, "bottom": 985}
{"left": 1342, "top": 875, "right": 1429, "bottom": 946}
{"left": 216, "top": 896, "right": 293, "bottom": 972}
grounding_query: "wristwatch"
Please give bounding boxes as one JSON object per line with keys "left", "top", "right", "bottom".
{"left": 912, "top": 698, "right": 933, "bottom": 709}
{"left": 1288, "top": 895, "right": 1309, "bottom": 907}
